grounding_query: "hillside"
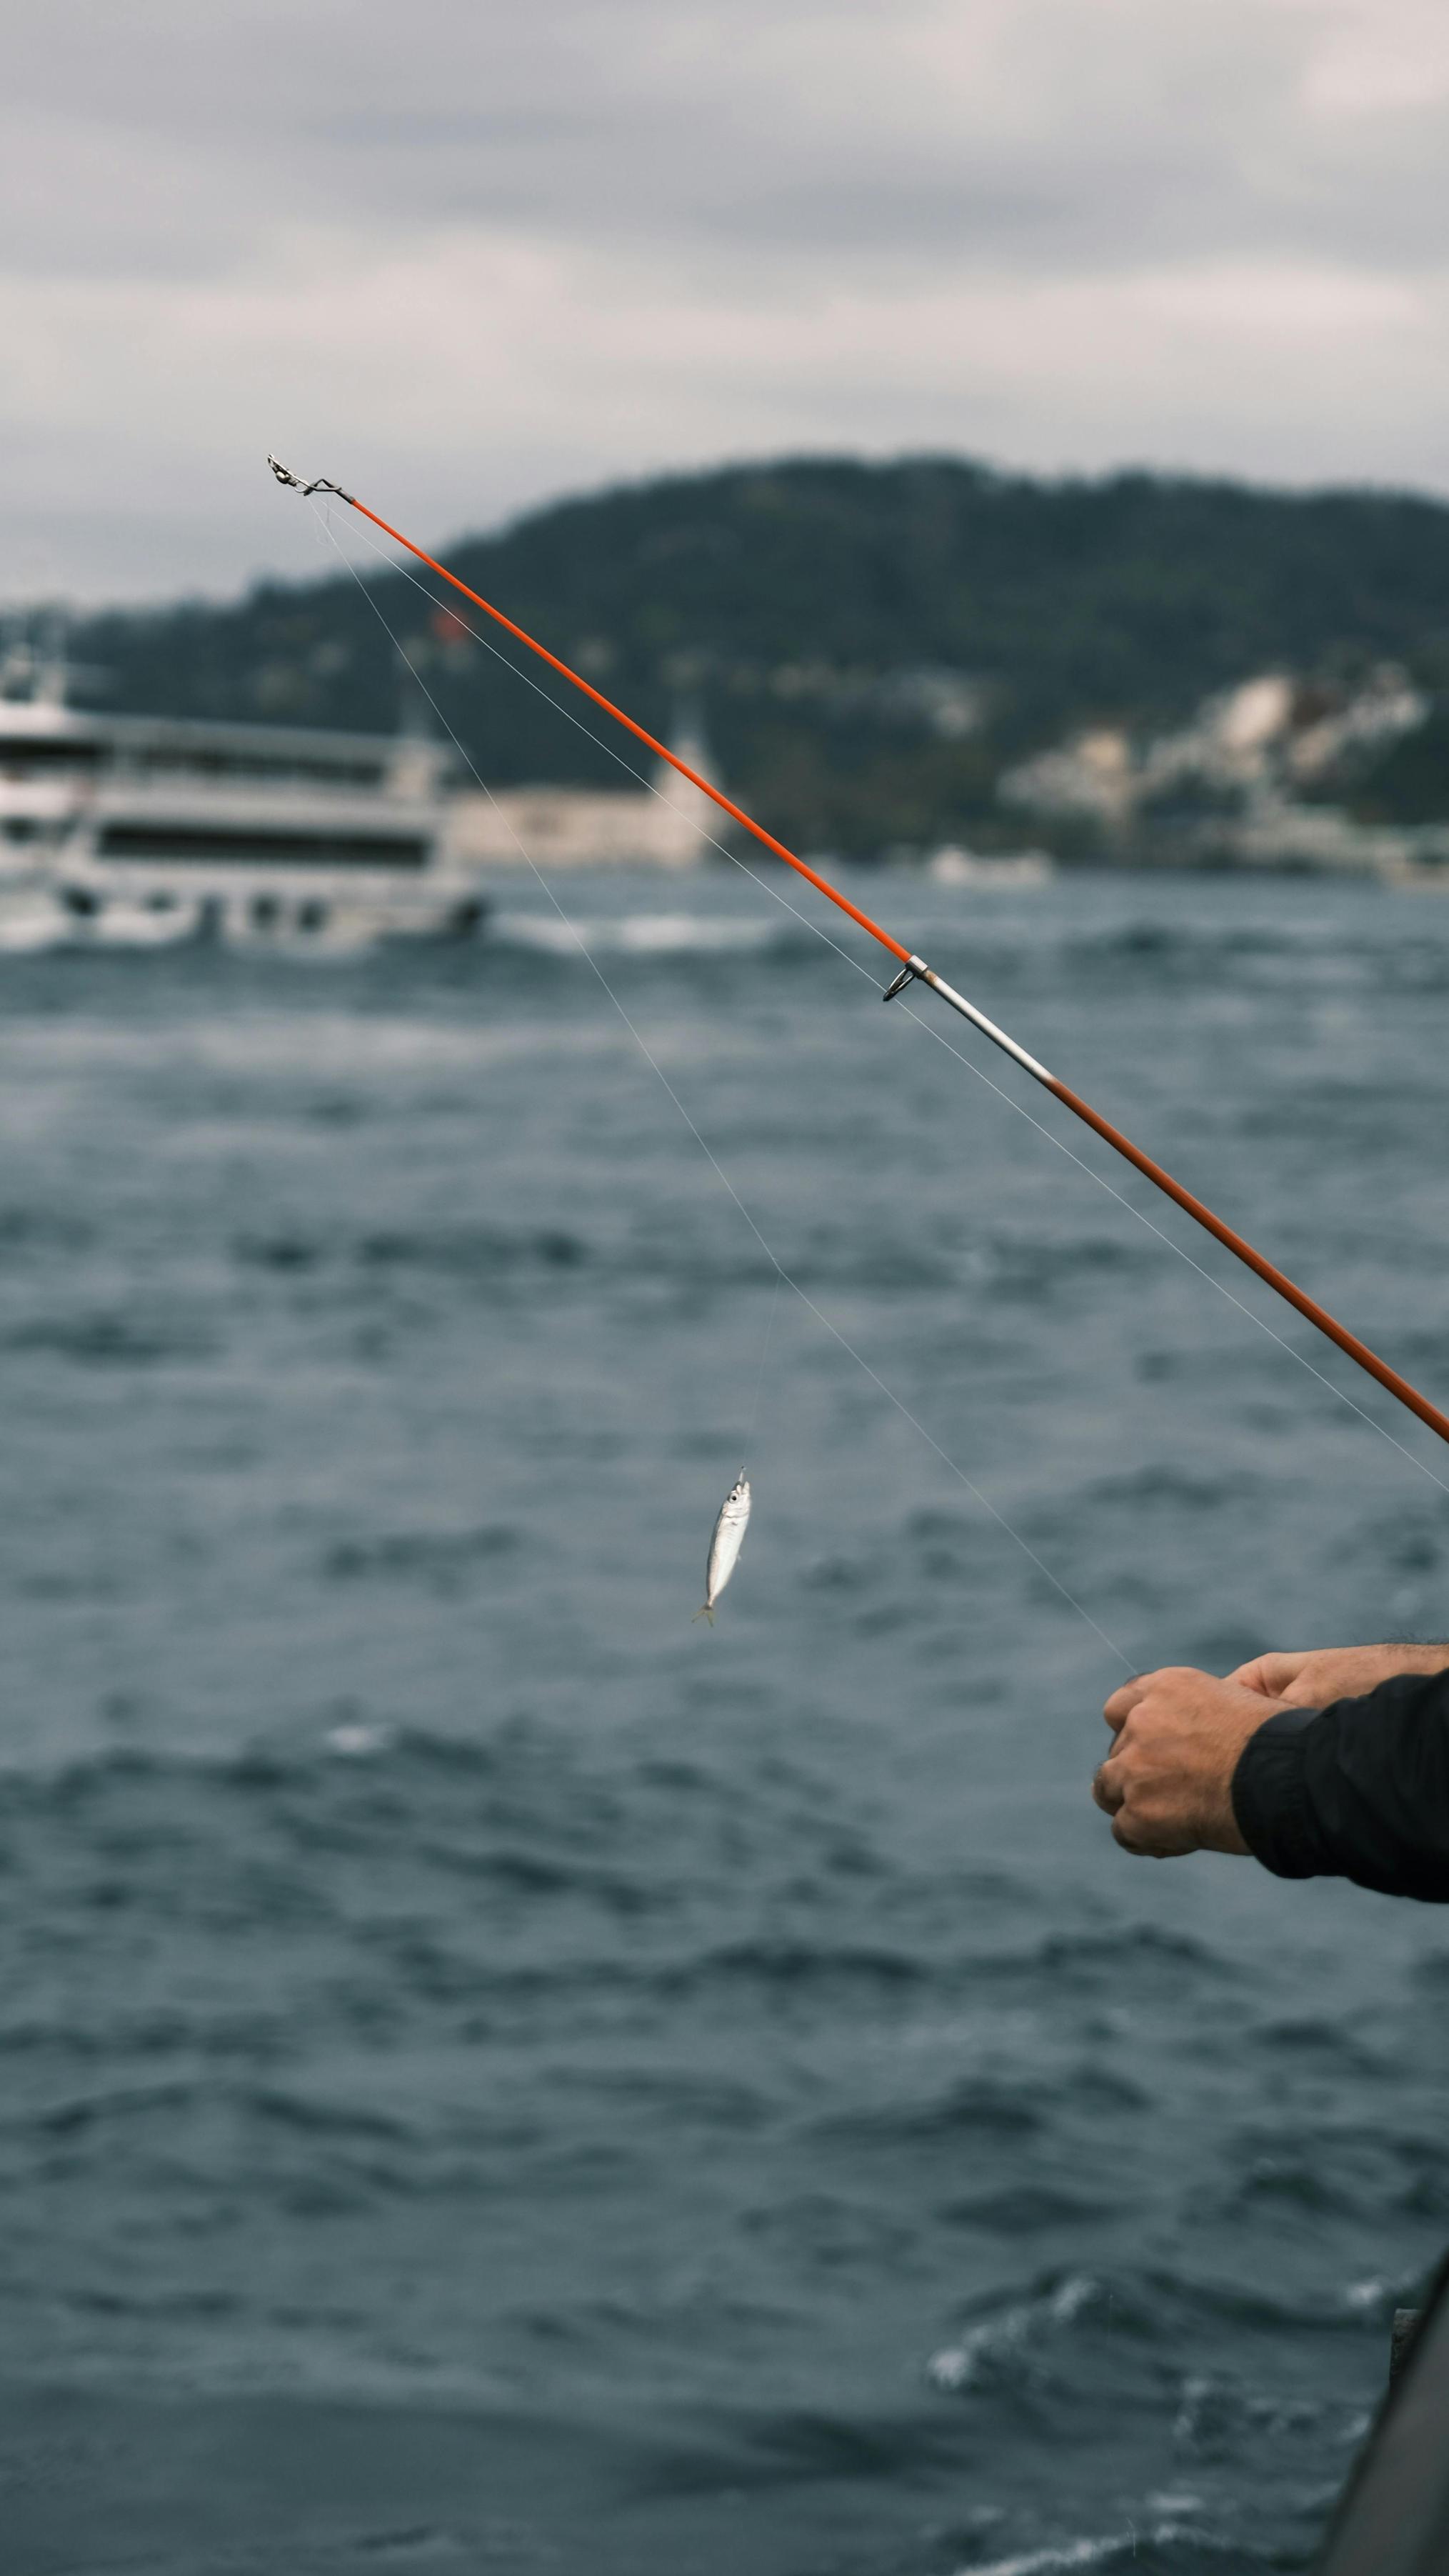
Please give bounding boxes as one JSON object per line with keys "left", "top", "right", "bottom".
{"left": 68, "top": 458, "right": 1449, "bottom": 857}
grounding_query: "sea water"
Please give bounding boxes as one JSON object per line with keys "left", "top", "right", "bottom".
{"left": 2, "top": 867, "right": 1448, "bottom": 2572}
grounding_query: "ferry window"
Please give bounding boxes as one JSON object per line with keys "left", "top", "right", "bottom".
{"left": 96, "top": 823, "right": 430, "bottom": 868}
{"left": 0, "top": 740, "right": 102, "bottom": 774}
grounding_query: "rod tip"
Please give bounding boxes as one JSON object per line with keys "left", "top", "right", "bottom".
{"left": 265, "top": 456, "right": 356, "bottom": 505}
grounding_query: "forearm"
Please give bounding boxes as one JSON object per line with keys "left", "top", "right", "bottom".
{"left": 1231, "top": 1641, "right": 1449, "bottom": 1703}
{"left": 1232, "top": 1669, "right": 1449, "bottom": 1901}
{"left": 1354, "top": 1642, "right": 1449, "bottom": 1679}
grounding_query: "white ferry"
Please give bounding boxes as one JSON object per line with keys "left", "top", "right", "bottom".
{"left": 0, "top": 651, "right": 485, "bottom": 949}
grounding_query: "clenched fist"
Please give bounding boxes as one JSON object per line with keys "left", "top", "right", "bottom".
{"left": 1093, "top": 1666, "right": 1279, "bottom": 1859}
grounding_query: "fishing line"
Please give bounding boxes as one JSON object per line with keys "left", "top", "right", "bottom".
{"left": 314, "top": 504, "right": 1135, "bottom": 1671}
{"left": 892, "top": 1001, "right": 1449, "bottom": 1501}
{"left": 743, "top": 1267, "right": 782, "bottom": 1462}
{"left": 326, "top": 504, "right": 1449, "bottom": 1502}
{"left": 316, "top": 475, "right": 1449, "bottom": 1462}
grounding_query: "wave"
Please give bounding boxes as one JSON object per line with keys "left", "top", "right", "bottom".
{"left": 940, "top": 2185, "right": 1120, "bottom": 2235}
{"left": 321, "top": 1524, "right": 521, "bottom": 1589}
{"left": 898, "top": 912, "right": 1449, "bottom": 1011}
{"left": 234, "top": 1220, "right": 594, "bottom": 1284}
{"left": 488, "top": 909, "right": 808, "bottom": 960}
{"left": 959, "top": 2539, "right": 1147, "bottom": 2576}
{"left": 952, "top": 1924, "right": 1239, "bottom": 2002}
{"left": 651, "top": 1935, "right": 938, "bottom": 2000}
{"left": 958, "top": 2527, "right": 1259, "bottom": 2575}
{"left": 2, "top": 1307, "right": 214, "bottom": 1366}
{"left": 824, "top": 2075, "right": 1051, "bottom": 2148}
{"left": 231, "top": 1212, "right": 986, "bottom": 1300}
{"left": 925, "top": 2256, "right": 1395, "bottom": 2416}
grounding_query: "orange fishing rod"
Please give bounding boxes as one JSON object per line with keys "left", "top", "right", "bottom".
{"left": 267, "top": 456, "right": 1449, "bottom": 1454}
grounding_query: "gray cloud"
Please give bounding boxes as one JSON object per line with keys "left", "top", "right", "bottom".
{"left": 4, "top": 0, "right": 1448, "bottom": 600}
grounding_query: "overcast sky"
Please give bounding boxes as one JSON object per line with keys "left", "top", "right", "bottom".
{"left": 4, "top": 0, "right": 1449, "bottom": 604}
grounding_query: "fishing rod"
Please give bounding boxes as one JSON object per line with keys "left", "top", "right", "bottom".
{"left": 267, "top": 456, "right": 1449, "bottom": 1454}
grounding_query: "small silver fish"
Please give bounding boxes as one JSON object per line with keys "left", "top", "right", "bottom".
{"left": 693, "top": 1473, "right": 751, "bottom": 1624}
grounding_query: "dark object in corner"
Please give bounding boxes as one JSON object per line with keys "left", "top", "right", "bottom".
{"left": 1315, "top": 2253, "right": 1449, "bottom": 2571}
{"left": 1390, "top": 2307, "right": 1423, "bottom": 2392}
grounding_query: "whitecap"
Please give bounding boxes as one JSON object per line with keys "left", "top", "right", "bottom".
{"left": 956, "top": 2526, "right": 1238, "bottom": 2576}
{"left": 490, "top": 909, "right": 786, "bottom": 958}
{"left": 928, "top": 2273, "right": 1100, "bottom": 2391}
{"left": 954, "top": 2535, "right": 1133, "bottom": 2576}
{"left": 325, "top": 1723, "right": 390, "bottom": 1759}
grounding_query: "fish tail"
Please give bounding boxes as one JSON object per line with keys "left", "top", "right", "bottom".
{"left": 692, "top": 1604, "right": 714, "bottom": 1625}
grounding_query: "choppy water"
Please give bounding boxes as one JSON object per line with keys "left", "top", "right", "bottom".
{"left": 4, "top": 867, "right": 1449, "bottom": 2575}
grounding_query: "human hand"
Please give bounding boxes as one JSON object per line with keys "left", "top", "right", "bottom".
{"left": 1225, "top": 1642, "right": 1449, "bottom": 1707}
{"left": 1093, "top": 1666, "right": 1278, "bottom": 1858}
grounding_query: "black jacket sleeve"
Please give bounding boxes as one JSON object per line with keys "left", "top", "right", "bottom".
{"left": 1232, "top": 1670, "right": 1449, "bottom": 1901}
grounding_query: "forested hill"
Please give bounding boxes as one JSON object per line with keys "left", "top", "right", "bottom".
{"left": 71, "top": 458, "right": 1449, "bottom": 854}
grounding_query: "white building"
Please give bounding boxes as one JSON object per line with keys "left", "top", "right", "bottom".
{"left": 998, "top": 666, "right": 1435, "bottom": 877}
{"left": 446, "top": 722, "right": 721, "bottom": 869}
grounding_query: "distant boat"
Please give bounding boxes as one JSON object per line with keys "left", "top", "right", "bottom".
{"left": 0, "top": 652, "right": 486, "bottom": 948}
